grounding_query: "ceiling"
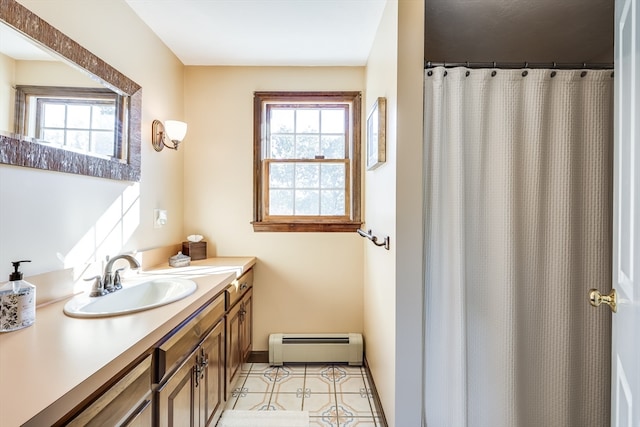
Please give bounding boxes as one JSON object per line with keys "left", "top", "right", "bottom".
{"left": 124, "top": 0, "right": 388, "bottom": 66}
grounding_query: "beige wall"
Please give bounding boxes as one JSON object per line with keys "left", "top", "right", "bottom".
{"left": 0, "top": 52, "right": 13, "bottom": 131}
{"left": 183, "top": 66, "right": 366, "bottom": 351}
{"left": 0, "top": 1, "right": 185, "bottom": 296}
{"left": 364, "top": 1, "right": 425, "bottom": 426}
{"left": 363, "top": 0, "right": 398, "bottom": 423}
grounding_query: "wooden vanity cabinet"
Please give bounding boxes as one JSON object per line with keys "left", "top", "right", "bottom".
{"left": 156, "top": 320, "right": 224, "bottom": 427}
{"left": 155, "top": 293, "right": 226, "bottom": 427}
{"left": 64, "top": 354, "right": 153, "bottom": 427}
{"left": 225, "top": 269, "right": 253, "bottom": 396}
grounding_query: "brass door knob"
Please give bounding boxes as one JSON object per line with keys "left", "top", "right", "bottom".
{"left": 589, "top": 288, "right": 617, "bottom": 313}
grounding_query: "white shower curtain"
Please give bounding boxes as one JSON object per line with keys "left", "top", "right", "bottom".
{"left": 423, "top": 67, "right": 613, "bottom": 427}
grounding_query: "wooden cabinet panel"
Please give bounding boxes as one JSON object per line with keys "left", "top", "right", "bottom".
{"left": 226, "top": 299, "right": 243, "bottom": 396}
{"left": 66, "top": 354, "right": 152, "bottom": 427}
{"left": 157, "top": 347, "right": 197, "bottom": 427}
{"left": 157, "top": 319, "right": 225, "bottom": 427}
{"left": 199, "top": 320, "right": 225, "bottom": 427}
{"left": 240, "top": 288, "right": 253, "bottom": 363}
{"left": 156, "top": 293, "right": 225, "bottom": 383}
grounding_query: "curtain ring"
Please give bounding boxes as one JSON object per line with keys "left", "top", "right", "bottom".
{"left": 550, "top": 71, "right": 557, "bottom": 78}
{"left": 444, "top": 70, "right": 448, "bottom": 77}
{"left": 465, "top": 71, "right": 470, "bottom": 77}
{"left": 427, "top": 70, "right": 433, "bottom": 77}
{"left": 581, "top": 71, "right": 587, "bottom": 77}
{"left": 491, "top": 70, "right": 497, "bottom": 77}
{"left": 522, "top": 70, "right": 528, "bottom": 77}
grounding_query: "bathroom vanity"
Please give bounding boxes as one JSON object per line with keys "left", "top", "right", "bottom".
{"left": 0, "top": 257, "right": 255, "bottom": 427}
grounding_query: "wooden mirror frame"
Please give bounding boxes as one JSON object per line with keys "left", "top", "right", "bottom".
{"left": 0, "top": 0, "right": 141, "bottom": 181}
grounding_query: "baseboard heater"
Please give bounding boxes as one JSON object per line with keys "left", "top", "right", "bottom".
{"left": 268, "top": 333, "right": 363, "bottom": 366}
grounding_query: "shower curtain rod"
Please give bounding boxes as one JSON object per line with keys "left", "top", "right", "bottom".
{"left": 424, "top": 61, "right": 613, "bottom": 70}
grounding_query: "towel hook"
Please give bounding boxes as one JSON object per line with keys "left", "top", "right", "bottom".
{"left": 357, "top": 229, "right": 390, "bottom": 250}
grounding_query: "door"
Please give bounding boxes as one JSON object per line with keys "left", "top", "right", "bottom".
{"left": 198, "top": 320, "right": 225, "bottom": 427}
{"left": 157, "top": 348, "right": 197, "bottom": 427}
{"left": 226, "top": 300, "right": 243, "bottom": 397}
{"left": 612, "top": 0, "right": 640, "bottom": 425}
{"left": 240, "top": 289, "right": 253, "bottom": 362}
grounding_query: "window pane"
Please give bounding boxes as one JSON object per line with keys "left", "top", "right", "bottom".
{"left": 92, "top": 105, "right": 116, "bottom": 130}
{"left": 67, "top": 105, "right": 91, "bottom": 128}
{"left": 320, "top": 164, "right": 345, "bottom": 188}
{"left": 43, "top": 103, "right": 65, "bottom": 128}
{"left": 42, "top": 129, "right": 64, "bottom": 144}
{"left": 321, "top": 190, "right": 346, "bottom": 215}
{"left": 67, "top": 130, "right": 90, "bottom": 151}
{"left": 92, "top": 131, "right": 115, "bottom": 156}
{"left": 321, "top": 109, "right": 344, "bottom": 133}
{"left": 295, "top": 135, "right": 319, "bottom": 158}
{"left": 295, "top": 190, "right": 319, "bottom": 215}
{"left": 269, "top": 190, "right": 294, "bottom": 215}
{"left": 321, "top": 135, "right": 345, "bottom": 159}
{"left": 270, "top": 109, "right": 294, "bottom": 133}
{"left": 270, "top": 135, "right": 295, "bottom": 159}
{"left": 269, "top": 163, "right": 294, "bottom": 188}
{"left": 296, "top": 110, "right": 319, "bottom": 133}
{"left": 295, "top": 163, "right": 319, "bottom": 188}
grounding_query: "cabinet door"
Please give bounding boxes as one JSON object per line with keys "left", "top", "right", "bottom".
{"left": 157, "top": 349, "right": 197, "bottom": 427}
{"left": 198, "top": 320, "right": 225, "bottom": 427}
{"left": 66, "top": 355, "right": 152, "bottom": 427}
{"left": 240, "top": 289, "right": 253, "bottom": 363}
{"left": 226, "top": 300, "right": 242, "bottom": 396}
{"left": 123, "top": 399, "right": 152, "bottom": 427}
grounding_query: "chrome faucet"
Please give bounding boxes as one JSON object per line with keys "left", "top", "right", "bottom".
{"left": 103, "top": 254, "right": 141, "bottom": 292}
{"left": 85, "top": 254, "right": 141, "bottom": 297}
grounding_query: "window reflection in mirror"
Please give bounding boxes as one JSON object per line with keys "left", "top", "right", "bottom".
{"left": 0, "top": 0, "right": 141, "bottom": 181}
{"left": 1, "top": 22, "right": 125, "bottom": 161}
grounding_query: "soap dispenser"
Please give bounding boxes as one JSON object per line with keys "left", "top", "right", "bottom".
{"left": 0, "top": 260, "right": 36, "bottom": 332}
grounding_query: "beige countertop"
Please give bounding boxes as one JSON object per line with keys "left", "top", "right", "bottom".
{"left": 0, "top": 257, "right": 255, "bottom": 427}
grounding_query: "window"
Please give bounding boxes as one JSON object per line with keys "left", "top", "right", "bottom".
{"left": 253, "top": 92, "right": 362, "bottom": 232}
{"left": 14, "top": 86, "right": 126, "bottom": 159}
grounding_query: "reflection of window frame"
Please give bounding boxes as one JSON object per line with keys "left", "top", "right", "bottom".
{"left": 14, "top": 85, "right": 127, "bottom": 159}
{"left": 253, "top": 91, "right": 362, "bottom": 232}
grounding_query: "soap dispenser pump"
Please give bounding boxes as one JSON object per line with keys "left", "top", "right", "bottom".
{"left": 0, "top": 260, "right": 36, "bottom": 332}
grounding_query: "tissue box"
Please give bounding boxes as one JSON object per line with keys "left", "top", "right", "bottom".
{"left": 182, "top": 241, "right": 207, "bottom": 260}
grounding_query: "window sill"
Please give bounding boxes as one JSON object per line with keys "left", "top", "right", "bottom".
{"left": 251, "top": 221, "right": 363, "bottom": 232}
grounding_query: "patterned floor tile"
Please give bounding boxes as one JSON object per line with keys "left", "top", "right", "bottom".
{"left": 242, "top": 374, "right": 275, "bottom": 393}
{"left": 305, "top": 364, "right": 337, "bottom": 374}
{"left": 248, "top": 364, "right": 279, "bottom": 377}
{"left": 302, "top": 393, "right": 336, "bottom": 416}
{"left": 339, "top": 417, "right": 379, "bottom": 427}
{"left": 232, "top": 391, "right": 272, "bottom": 410}
{"left": 336, "top": 394, "right": 374, "bottom": 417}
{"left": 281, "top": 363, "right": 307, "bottom": 375}
{"left": 304, "top": 375, "right": 334, "bottom": 393}
{"left": 270, "top": 391, "right": 304, "bottom": 410}
{"left": 309, "top": 416, "right": 339, "bottom": 427}
{"left": 223, "top": 363, "right": 384, "bottom": 426}
{"left": 272, "top": 375, "right": 306, "bottom": 393}
{"left": 335, "top": 375, "right": 367, "bottom": 393}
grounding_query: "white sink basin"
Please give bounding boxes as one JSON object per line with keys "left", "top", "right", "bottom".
{"left": 63, "top": 278, "right": 197, "bottom": 318}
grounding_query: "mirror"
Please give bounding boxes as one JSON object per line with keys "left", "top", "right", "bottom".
{"left": 0, "top": 0, "right": 141, "bottom": 181}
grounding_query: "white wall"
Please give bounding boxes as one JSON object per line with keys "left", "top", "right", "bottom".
{"left": 0, "top": 0, "right": 185, "bottom": 298}
{"left": 183, "top": 66, "right": 366, "bottom": 351}
{"left": 364, "top": 0, "right": 425, "bottom": 425}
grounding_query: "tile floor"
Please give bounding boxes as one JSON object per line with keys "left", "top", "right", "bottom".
{"left": 221, "top": 362, "right": 386, "bottom": 427}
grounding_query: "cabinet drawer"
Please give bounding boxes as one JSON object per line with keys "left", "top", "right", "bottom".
{"left": 155, "top": 293, "right": 225, "bottom": 383}
{"left": 226, "top": 269, "right": 253, "bottom": 309}
{"left": 66, "top": 354, "right": 152, "bottom": 427}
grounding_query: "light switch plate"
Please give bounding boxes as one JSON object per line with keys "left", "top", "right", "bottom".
{"left": 154, "top": 209, "right": 167, "bottom": 228}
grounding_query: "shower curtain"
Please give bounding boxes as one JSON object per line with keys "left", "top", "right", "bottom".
{"left": 423, "top": 67, "right": 613, "bottom": 427}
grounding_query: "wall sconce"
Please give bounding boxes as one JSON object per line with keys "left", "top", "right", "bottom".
{"left": 151, "top": 119, "right": 188, "bottom": 151}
